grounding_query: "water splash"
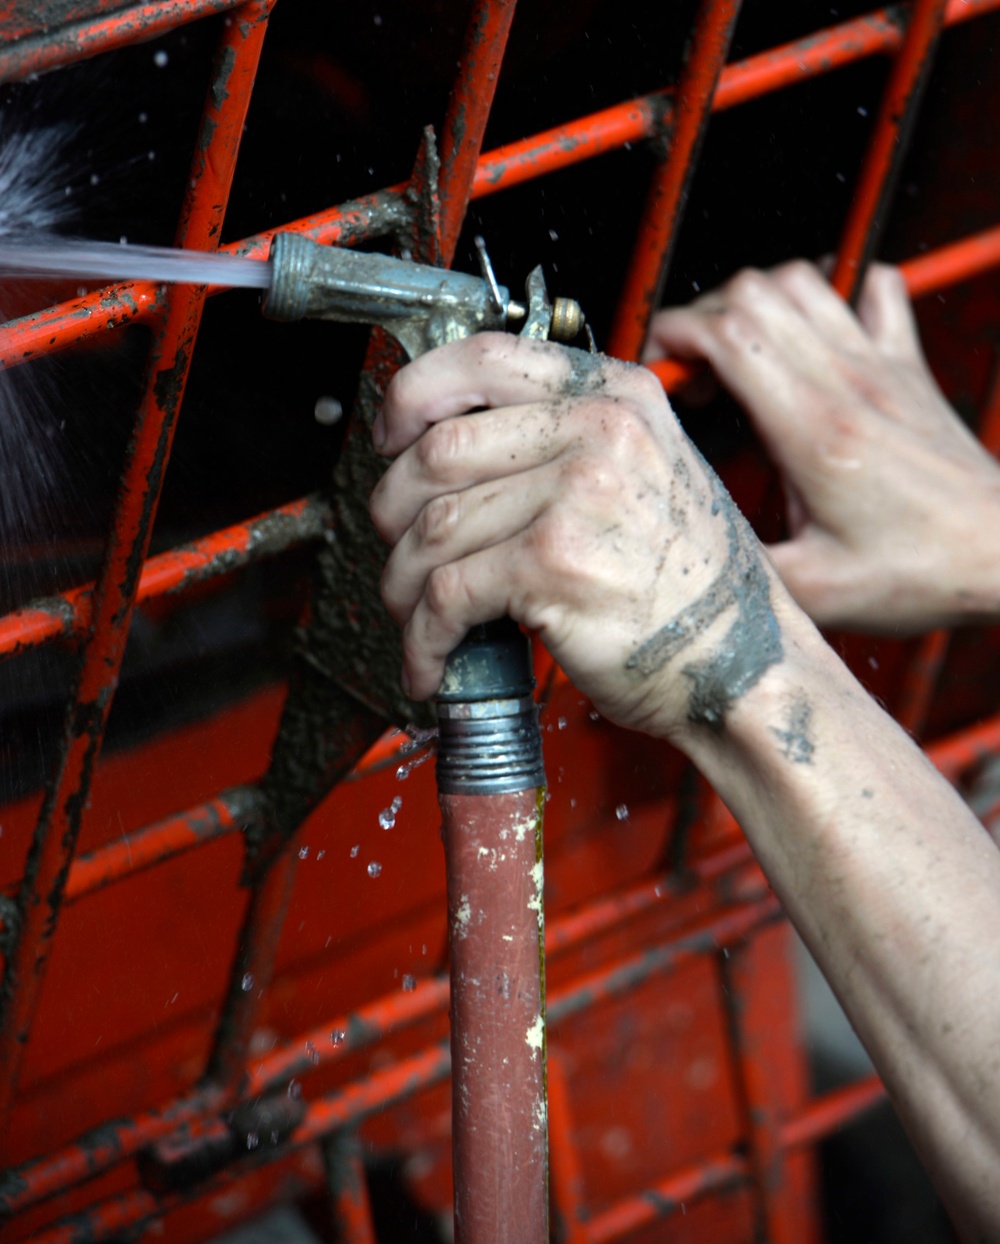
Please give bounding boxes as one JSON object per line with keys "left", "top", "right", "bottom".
{"left": 378, "top": 795, "right": 403, "bottom": 829}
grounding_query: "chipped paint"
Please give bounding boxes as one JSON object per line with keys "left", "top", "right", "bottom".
{"left": 525, "top": 1012, "right": 544, "bottom": 1057}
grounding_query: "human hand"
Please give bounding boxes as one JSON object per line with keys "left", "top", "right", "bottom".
{"left": 369, "top": 333, "right": 798, "bottom": 742}
{"left": 645, "top": 262, "right": 1000, "bottom": 632}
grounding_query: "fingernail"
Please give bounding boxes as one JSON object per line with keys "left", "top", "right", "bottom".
{"left": 372, "top": 412, "right": 386, "bottom": 451}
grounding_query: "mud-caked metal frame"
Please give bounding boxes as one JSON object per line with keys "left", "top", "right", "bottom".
{"left": 0, "top": 0, "right": 999, "bottom": 1239}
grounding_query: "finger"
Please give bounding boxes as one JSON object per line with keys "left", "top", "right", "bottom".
{"left": 768, "top": 260, "right": 873, "bottom": 353}
{"left": 381, "top": 462, "right": 552, "bottom": 624}
{"left": 374, "top": 332, "right": 634, "bottom": 456}
{"left": 649, "top": 281, "right": 832, "bottom": 474}
{"left": 372, "top": 397, "right": 599, "bottom": 545}
{"left": 400, "top": 537, "right": 558, "bottom": 700}
{"left": 855, "top": 264, "right": 924, "bottom": 362}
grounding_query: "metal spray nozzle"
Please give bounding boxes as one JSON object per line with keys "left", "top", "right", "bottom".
{"left": 263, "top": 232, "right": 584, "bottom": 359}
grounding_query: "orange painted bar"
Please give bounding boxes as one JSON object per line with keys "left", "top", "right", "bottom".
{"left": 831, "top": 0, "right": 950, "bottom": 301}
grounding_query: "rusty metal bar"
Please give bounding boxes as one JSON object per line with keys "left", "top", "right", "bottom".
{"left": 722, "top": 926, "right": 813, "bottom": 1244}
{"left": 781, "top": 1074, "right": 886, "bottom": 1150}
{"left": 436, "top": 0, "right": 518, "bottom": 266}
{"left": 0, "top": 494, "right": 331, "bottom": 662}
{"left": 324, "top": 1132, "right": 377, "bottom": 1244}
{"left": 0, "top": 0, "right": 245, "bottom": 86}
{"left": 925, "top": 709, "right": 1000, "bottom": 779}
{"left": 473, "top": 0, "right": 1000, "bottom": 200}
{"left": 645, "top": 218, "right": 1000, "bottom": 394}
{"left": 20, "top": 1064, "right": 888, "bottom": 1244}
{"left": 608, "top": 0, "right": 743, "bottom": 361}
{"left": 831, "top": 0, "right": 950, "bottom": 301}
{"left": 2, "top": 857, "right": 772, "bottom": 1218}
{"left": 895, "top": 628, "right": 951, "bottom": 737}
{"left": 4, "top": 0, "right": 1000, "bottom": 374}
{"left": 585, "top": 1150, "right": 749, "bottom": 1242}
{"left": 0, "top": 0, "right": 274, "bottom": 1154}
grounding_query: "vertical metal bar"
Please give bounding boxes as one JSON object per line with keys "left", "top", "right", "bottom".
{"left": 896, "top": 628, "right": 951, "bottom": 737}
{"left": 721, "top": 923, "right": 820, "bottom": 1244}
{"left": 830, "top": 0, "right": 949, "bottom": 302}
{"left": 325, "top": 1132, "right": 377, "bottom": 1244}
{"left": 607, "top": 0, "right": 743, "bottom": 362}
{"left": 0, "top": 0, "right": 274, "bottom": 1151}
{"left": 436, "top": 0, "right": 519, "bottom": 267}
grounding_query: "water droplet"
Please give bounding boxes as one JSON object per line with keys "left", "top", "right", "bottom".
{"left": 89, "top": 173, "right": 100, "bottom": 186}
{"left": 549, "top": 228, "right": 559, "bottom": 242}
{"left": 305, "top": 1040, "right": 319, "bottom": 1065}
{"left": 331, "top": 1028, "right": 346, "bottom": 1046}
{"left": 153, "top": 49, "right": 169, "bottom": 67}
{"left": 396, "top": 763, "right": 411, "bottom": 781}
{"left": 287, "top": 1078, "right": 302, "bottom": 1099}
{"left": 402, "top": 974, "right": 416, "bottom": 992}
{"left": 298, "top": 845, "right": 309, "bottom": 859}
{"left": 314, "top": 395, "right": 342, "bottom": 425}
{"left": 317, "top": 849, "right": 325, "bottom": 860}
{"left": 857, "top": 105, "right": 868, "bottom": 117}
{"left": 367, "top": 861, "right": 382, "bottom": 877}
{"left": 378, "top": 807, "right": 395, "bottom": 830}
{"left": 615, "top": 804, "right": 629, "bottom": 821}
{"left": 589, "top": 709, "right": 601, "bottom": 721}
{"left": 350, "top": 844, "right": 359, "bottom": 858}
{"left": 138, "top": 111, "right": 149, "bottom": 123}
{"left": 246, "top": 1131, "right": 259, "bottom": 1151}
{"left": 557, "top": 717, "right": 567, "bottom": 730}
{"left": 241, "top": 972, "right": 255, "bottom": 992}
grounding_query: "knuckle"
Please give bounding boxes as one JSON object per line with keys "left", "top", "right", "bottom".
{"left": 416, "top": 416, "right": 473, "bottom": 480}
{"left": 424, "top": 562, "right": 465, "bottom": 620}
{"left": 725, "top": 266, "right": 768, "bottom": 308}
{"left": 415, "top": 492, "right": 462, "bottom": 548}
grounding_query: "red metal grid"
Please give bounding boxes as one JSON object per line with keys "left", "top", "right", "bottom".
{"left": 0, "top": 0, "right": 997, "bottom": 1239}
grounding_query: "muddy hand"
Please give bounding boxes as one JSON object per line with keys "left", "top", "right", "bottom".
{"left": 370, "top": 333, "right": 799, "bottom": 742}
{"left": 645, "top": 261, "right": 1000, "bottom": 633}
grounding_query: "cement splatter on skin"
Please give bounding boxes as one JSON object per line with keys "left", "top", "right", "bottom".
{"left": 627, "top": 463, "right": 783, "bottom": 729}
{"left": 771, "top": 695, "right": 815, "bottom": 764}
{"left": 560, "top": 345, "right": 638, "bottom": 398}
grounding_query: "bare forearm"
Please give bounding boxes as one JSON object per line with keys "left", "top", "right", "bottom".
{"left": 678, "top": 606, "right": 1000, "bottom": 1239}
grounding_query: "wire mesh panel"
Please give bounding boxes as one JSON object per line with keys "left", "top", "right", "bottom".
{"left": 0, "top": 1, "right": 999, "bottom": 1240}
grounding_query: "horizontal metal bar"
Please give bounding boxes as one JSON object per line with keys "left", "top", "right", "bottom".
{"left": 66, "top": 787, "right": 259, "bottom": 901}
{"left": 584, "top": 1149, "right": 750, "bottom": 1242}
{"left": 781, "top": 1074, "right": 886, "bottom": 1149}
{"left": 471, "top": 0, "right": 1000, "bottom": 198}
{"left": 4, "top": 0, "right": 999, "bottom": 372}
{"left": 0, "top": 493, "right": 331, "bottom": 663}
{"left": 0, "top": 0, "right": 246, "bottom": 86}
{"left": 925, "top": 707, "right": 1000, "bottom": 780}
{"left": 646, "top": 219, "right": 1000, "bottom": 393}
{"left": 1, "top": 846, "right": 764, "bottom": 1216}
{"left": 0, "top": 192, "right": 410, "bottom": 368}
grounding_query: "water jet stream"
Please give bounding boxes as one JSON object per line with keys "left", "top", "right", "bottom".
{"left": 0, "top": 238, "right": 272, "bottom": 290}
